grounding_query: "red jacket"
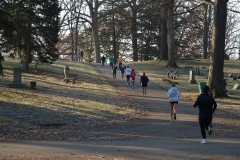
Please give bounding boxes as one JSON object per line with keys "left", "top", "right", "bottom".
{"left": 130, "top": 71, "right": 136, "bottom": 80}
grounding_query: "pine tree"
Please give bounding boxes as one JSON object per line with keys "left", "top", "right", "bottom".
{"left": 5, "top": 0, "right": 61, "bottom": 70}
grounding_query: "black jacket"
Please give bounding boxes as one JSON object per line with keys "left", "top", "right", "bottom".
{"left": 101, "top": 56, "right": 106, "bottom": 62}
{"left": 140, "top": 76, "right": 149, "bottom": 85}
{"left": 193, "top": 93, "right": 217, "bottom": 113}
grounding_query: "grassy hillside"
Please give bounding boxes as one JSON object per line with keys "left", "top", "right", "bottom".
{"left": 0, "top": 58, "right": 144, "bottom": 140}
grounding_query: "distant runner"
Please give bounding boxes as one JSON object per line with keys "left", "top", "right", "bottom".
{"left": 125, "top": 66, "right": 132, "bottom": 85}
{"left": 112, "top": 63, "right": 118, "bottom": 80}
{"left": 167, "top": 82, "right": 180, "bottom": 122}
{"left": 140, "top": 72, "right": 149, "bottom": 96}
{"left": 108, "top": 55, "right": 114, "bottom": 70}
{"left": 130, "top": 69, "right": 136, "bottom": 89}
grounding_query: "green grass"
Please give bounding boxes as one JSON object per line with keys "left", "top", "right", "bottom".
{"left": 129, "top": 59, "right": 240, "bottom": 113}
{"left": 0, "top": 58, "right": 139, "bottom": 127}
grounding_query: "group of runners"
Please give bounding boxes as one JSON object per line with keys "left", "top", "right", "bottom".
{"left": 101, "top": 55, "right": 217, "bottom": 144}
{"left": 101, "top": 55, "right": 149, "bottom": 96}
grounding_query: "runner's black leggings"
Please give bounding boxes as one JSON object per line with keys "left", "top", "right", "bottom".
{"left": 199, "top": 112, "right": 212, "bottom": 139}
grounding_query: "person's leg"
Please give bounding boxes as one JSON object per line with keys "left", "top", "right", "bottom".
{"left": 127, "top": 75, "right": 130, "bottom": 84}
{"left": 170, "top": 103, "right": 174, "bottom": 121}
{"left": 142, "top": 87, "right": 145, "bottom": 96}
{"left": 206, "top": 113, "right": 213, "bottom": 135}
{"left": 173, "top": 103, "right": 178, "bottom": 120}
{"left": 200, "top": 122, "right": 206, "bottom": 139}
{"left": 199, "top": 113, "right": 207, "bottom": 143}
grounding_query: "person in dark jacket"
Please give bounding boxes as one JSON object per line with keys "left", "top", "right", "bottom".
{"left": 193, "top": 86, "right": 217, "bottom": 144}
{"left": 101, "top": 55, "right": 106, "bottom": 67}
{"left": 112, "top": 63, "right": 118, "bottom": 79}
{"left": 140, "top": 72, "right": 149, "bottom": 96}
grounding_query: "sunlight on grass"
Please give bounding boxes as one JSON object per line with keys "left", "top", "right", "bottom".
{"left": 0, "top": 58, "right": 137, "bottom": 126}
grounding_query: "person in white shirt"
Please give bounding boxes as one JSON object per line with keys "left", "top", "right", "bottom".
{"left": 167, "top": 82, "right": 180, "bottom": 121}
{"left": 125, "top": 66, "right": 132, "bottom": 85}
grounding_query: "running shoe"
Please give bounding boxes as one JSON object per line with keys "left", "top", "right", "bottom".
{"left": 201, "top": 139, "right": 207, "bottom": 144}
{"left": 208, "top": 125, "right": 212, "bottom": 135}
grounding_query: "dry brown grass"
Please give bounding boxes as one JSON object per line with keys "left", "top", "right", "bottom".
{"left": 0, "top": 58, "right": 143, "bottom": 128}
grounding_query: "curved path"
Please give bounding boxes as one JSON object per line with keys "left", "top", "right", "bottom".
{"left": 0, "top": 63, "right": 239, "bottom": 160}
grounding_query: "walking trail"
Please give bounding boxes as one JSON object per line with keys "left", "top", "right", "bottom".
{"left": 0, "top": 63, "right": 239, "bottom": 160}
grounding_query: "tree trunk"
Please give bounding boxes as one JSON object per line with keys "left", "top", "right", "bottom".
{"left": 112, "top": 1, "right": 117, "bottom": 63}
{"left": 25, "top": 19, "right": 31, "bottom": 71}
{"left": 92, "top": 17, "right": 101, "bottom": 63}
{"left": 167, "top": 0, "right": 177, "bottom": 67}
{"left": 160, "top": 4, "right": 168, "bottom": 60}
{"left": 203, "top": 4, "right": 209, "bottom": 59}
{"left": 131, "top": 1, "right": 138, "bottom": 61}
{"left": 89, "top": 0, "right": 101, "bottom": 63}
{"left": 207, "top": 0, "right": 228, "bottom": 97}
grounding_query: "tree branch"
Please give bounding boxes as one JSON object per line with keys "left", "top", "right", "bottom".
{"left": 228, "top": 8, "right": 240, "bottom": 14}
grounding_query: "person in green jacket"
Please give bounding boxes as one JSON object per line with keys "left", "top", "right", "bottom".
{"left": 108, "top": 56, "right": 114, "bottom": 70}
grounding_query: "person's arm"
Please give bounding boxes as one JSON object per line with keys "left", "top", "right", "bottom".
{"left": 212, "top": 98, "right": 217, "bottom": 113}
{"left": 167, "top": 90, "right": 171, "bottom": 97}
{"left": 193, "top": 96, "right": 200, "bottom": 108}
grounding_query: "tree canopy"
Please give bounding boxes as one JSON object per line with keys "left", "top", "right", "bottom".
{"left": 0, "top": 0, "right": 61, "bottom": 70}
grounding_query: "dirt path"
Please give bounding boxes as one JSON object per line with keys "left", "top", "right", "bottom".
{"left": 0, "top": 63, "right": 240, "bottom": 160}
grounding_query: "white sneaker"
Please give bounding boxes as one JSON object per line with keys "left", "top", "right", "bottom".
{"left": 208, "top": 125, "right": 212, "bottom": 135}
{"left": 201, "top": 139, "right": 207, "bottom": 144}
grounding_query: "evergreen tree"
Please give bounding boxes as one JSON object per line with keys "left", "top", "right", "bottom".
{"left": 4, "top": 0, "right": 61, "bottom": 70}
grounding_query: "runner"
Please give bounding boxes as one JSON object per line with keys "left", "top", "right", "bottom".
{"left": 108, "top": 55, "right": 114, "bottom": 70}
{"left": 101, "top": 55, "right": 106, "bottom": 67}
{"left": 140, "top": 72, "right": 149, "bottom": 96}
{"left": 130, "top": 69, "right": 136, "bottom": 89}
{"left": 112, "top": 63, "right": 118, "bottom": 80}
{"left": 120, "top": 64, "right": 126, "bottom": 79}
{"left": 167, "top": 82, "right": 180, "bottom": 122}
{"left": 125, "top": 66, "right": 131, "bottom": 85}
{"left": 193, "top": 85, "right": 217, "bottom": 144}
{"left": 118, "top": 57, "right": 123, "bottom": 69}
{"left": 80, "top": 51, "right": 84, "bottom": 62}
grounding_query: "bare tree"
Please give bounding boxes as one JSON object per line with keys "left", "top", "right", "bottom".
{"left": 167, "top": 0, "right": 177, "bottom": 67}
{"left": 160, "top": 1, "right": 168, "bottom": 60}
{"left": 207, "top": 0, "right": 228, "bottom": 97}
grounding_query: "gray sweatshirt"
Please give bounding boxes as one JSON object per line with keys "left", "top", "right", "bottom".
{"left": 167, "top": 87, "right": 180, "bottom": 102}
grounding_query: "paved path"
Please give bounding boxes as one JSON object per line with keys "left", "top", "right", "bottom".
{"left": 0, "top": 63, "right": 240, "bottom": 160}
